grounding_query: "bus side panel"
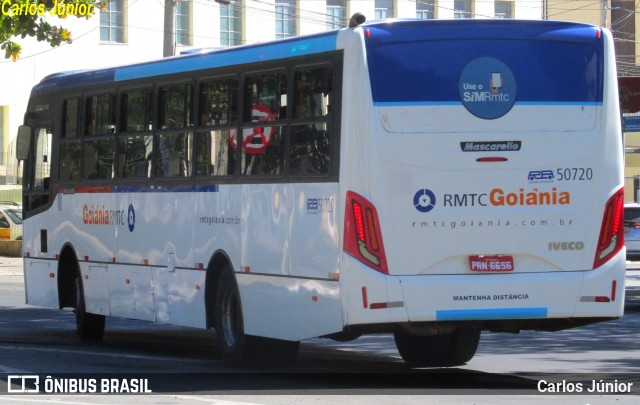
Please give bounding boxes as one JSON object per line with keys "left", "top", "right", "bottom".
{"left": 240, "top": 184, "right": 290, "bottom": 277}
{"left": 24, "top": 259, "right": 57, "bottom": 308}
{"left": 337, "top": 28, "right": 396, "bottom": 328}
{"left": 237, "top": 273, "right": 342, "bottom": 341}
{"left": 237, "top": 182, "right": 344, "bottom": 341}
{"left": 107, "top": 264, "right": 155, "bottom": 322}
{"left": 79, "top": 264, "right": 110, "bottom": 316}
{"left": 289, "top": 183, "right": 340, "bottom": 280}
{"left": 574, "top": 253, "right": 626, "bottom": 317}
{"left": 340, "top": 256, "right": 408, "bottom": 326}
{"left": 152, "top": 267, "right": 206, "bottom": 328}
{"left": 57, "top": 192, "right": 118, "bottom": 264}
{"left": 23, "top": 205, "right": 56, "bottom": 308}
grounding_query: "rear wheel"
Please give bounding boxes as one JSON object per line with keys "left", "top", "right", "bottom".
{"left": 213, "top": 268, "right": 299, "bottom": 367}
{"left": 394, "top": 331, "right": 450, "bottom": 367}
{"left": 394, "top": 328, "right": 480, "bottom": 367}
{"left": 444, "top": 328, "right": 481, "bottom": 366}
{"left": 74, "top": 273, "right": 105, "bottom": 340}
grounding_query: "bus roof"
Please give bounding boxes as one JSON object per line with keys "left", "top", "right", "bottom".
{"left": 30, "top": 18, "right": 600, "bottom": 96}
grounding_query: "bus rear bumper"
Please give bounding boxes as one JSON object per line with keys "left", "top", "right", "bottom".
{"left": 343, "top": 252, "right": 626, "bottom": 332}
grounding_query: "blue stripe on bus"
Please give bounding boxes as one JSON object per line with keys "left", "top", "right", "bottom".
{"left": 114, "top": 34, "right": 338, "bottom": 82}
{"left": 373, "top": 101, "right": 462, "bottom": 107}
{"left": 435, "top": 307, "right": 548, "bottom": 321}
{"left": 32, "top": 33, "right": 338, "bottom": 94}
{"left": 372, "top": 101, "right": 604, "bottom": 107}
{"left": 70, "top": 184, "right": 220, "bottom": 194}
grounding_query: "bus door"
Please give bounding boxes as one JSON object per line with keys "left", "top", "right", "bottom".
{"left": 17, "top": 123, "right": 52, "bottom": 259}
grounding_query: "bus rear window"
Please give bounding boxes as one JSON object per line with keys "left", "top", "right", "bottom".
{"left": 368, "top": 39, "right": 602, "bottom": 107}
{"left": 365, "top": 22, "right": 603, "bottom": 108}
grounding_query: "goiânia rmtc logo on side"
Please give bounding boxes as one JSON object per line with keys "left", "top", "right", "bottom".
{"left": 459, "top": 57, "right": 517, "bottom": 119}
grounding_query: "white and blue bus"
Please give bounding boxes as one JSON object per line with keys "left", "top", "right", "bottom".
{"left": 16, "top": 17, "right": 625, "bottom": 367}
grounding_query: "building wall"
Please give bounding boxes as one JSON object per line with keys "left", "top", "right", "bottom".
{"left": 543, "top": 0, "right": 603, "bottom": 25}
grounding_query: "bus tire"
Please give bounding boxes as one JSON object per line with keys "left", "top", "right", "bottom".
{"left": 213, "top": 268, "right": 269, "bottom": 367}
{"left": 393, "top": 331, "right": 449, "bottom": 367}
{"left": 442, "top": 328, "right": 481, "bottom": 366}
{"left": 74, "top": 274, "right": 105, "bottom": 340}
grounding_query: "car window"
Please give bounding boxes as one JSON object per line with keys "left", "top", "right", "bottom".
{"left": 624, "top": 208, "right": 640, "bottom": 221}
{"left": 624, "top": 207, "right": 640, "bottom": 231}
{"left": 4, "top": 209, "right": 22, "bottom": 225}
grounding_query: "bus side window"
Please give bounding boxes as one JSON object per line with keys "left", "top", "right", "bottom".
{"left": 119, "top": 88, "right": 153, "bottom": 178}
{"left": 290, "top": 65, "right": 333, "bottom": 176}
{"left": 240, "top": 72, "right": 287, "bottom": 176}
{"left": 157, "top": 83, "right": 193, "bottom": 177}
{"left": 159, "top": 83, "right": 193, "bottom": 129}
{"left": 34, "top": 128, "right": 52, "bottom": 190}
{"left": 85, "top": 94, "right": 116, "bottom": 136}
{"left": 60, "top": 99, "right": 81, "bottom": 181}
{"left": 195, "top": 77, "right": 238, "bottom": 177}
{"left": 64, "top": 98, "right": 80, "bottom": 138}
{"left": 84, "top": 94, "right": 116, "bottom": 180}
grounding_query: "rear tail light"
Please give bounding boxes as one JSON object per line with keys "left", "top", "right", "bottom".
{"left": 594, "top": 188, "right": 624, "bottom": 268}
{"left": 343, "top": 191, "right": 388, "bottom": 274}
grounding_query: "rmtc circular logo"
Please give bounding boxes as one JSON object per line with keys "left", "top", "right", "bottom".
{"left": 459, "top": 57, "right": 517, "bottom": 120}
{"left": 414, "top": 189, "right": 436, "bottom": 213}
{"left": 127, "top": 204, "right": 135, "bottom": 232}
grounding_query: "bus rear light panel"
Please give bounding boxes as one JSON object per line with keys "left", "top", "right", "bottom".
{"left": 594, "top": 188, "right": 624, "bottom": 269}
{"left": 344, "top": 191, "right": 389, "bottom": 275}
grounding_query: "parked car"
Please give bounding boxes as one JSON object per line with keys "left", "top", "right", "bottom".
{"left": 624, "top": 203, "right": 640, "bottom": 258}
{"left": 0, "top": 202, "right": 22, "bottom": 241}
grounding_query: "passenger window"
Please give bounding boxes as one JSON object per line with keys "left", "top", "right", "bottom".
{"left": 294, "top": 66, "right": 332, "bottom": 119}
{"left": 199, "top": 78, "right": 238, "bottom": 126}
{"left": 196, "top": 77, "right": 238, "bottom": 177}
{"left": 83, "top": 140, "right": 115, "bottom": 180}
{"left": 159, "top": 83, "right": 193, "bottom": 129}
{"left": 119, "top": 89, "right": 153, "bottom": 179}
{"left": 195, "top": 130, "right": 235, "bottom": 176}
{"left": 84, "top": 93, "right": 116, "bottom": 180}
{"left": 85, "top": 94, "right": 116, "bottom": 136}
{"left": 59, "top": 142, "right": 81, "bottom": 181}
{"left": 63, "top": 98, "right": 80, "bottom": 138}
{"left": 241, "top": 71, "right": 287, "bottom": 176}
{"left": 121, "top": 88, "right": 153, "bottom": 133}
{"left": 243, "top": 72, "right": 287, "bottom": 122}
{"left": 156, "top": 132, "right": 192, "bottom": 177}
{"left": 290, "top": 65, "right": 333, "bottom": 176}
{"left": 289, "top": 123, "right": 331, "bottom": 175}
{"left": 119, "top": 135, "right": 152, "bottom": 178}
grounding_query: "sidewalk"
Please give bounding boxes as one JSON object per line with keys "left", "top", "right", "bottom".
{"left": 0, "top": 256, "right": 23, "bottom": 276}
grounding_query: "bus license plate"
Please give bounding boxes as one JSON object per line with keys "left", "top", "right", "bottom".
{"left": 469, "top": 255, "right": 514, "bottom": 272}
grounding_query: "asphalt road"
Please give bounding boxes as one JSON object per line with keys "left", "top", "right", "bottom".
{"left": 0, "top": 257, "right": 639, "bottom": 404}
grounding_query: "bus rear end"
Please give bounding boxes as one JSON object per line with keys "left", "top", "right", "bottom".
{"left": 338, "top": 20, "right": 624, "bottom": 365}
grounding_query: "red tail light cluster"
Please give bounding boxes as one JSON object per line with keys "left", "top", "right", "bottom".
{"left": 343, "top": 191, "right": 388, "bottom": 274}
{"left": 594, "top": 188, "right": 624, "bottom": 269}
